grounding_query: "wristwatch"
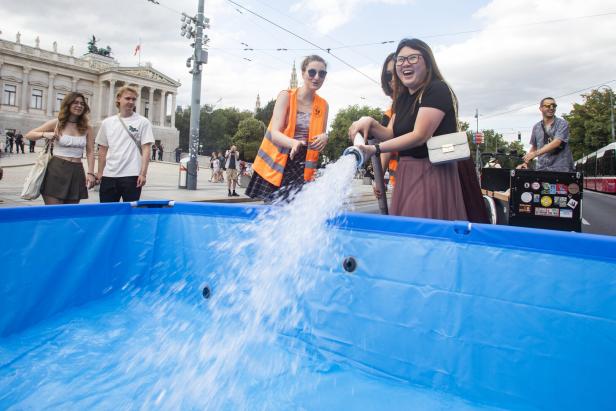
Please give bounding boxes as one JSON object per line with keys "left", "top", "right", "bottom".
{"left": 374, "top": 143, "right": 381, "bottom": 156}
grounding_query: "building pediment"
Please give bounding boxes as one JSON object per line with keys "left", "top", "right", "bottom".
{"left": 114, "top": 67, "right": 180, "bottom": 87}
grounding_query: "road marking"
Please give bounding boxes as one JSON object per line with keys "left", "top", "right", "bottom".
{"left": 582, "top": 218, "right": 590, "bottom": 225}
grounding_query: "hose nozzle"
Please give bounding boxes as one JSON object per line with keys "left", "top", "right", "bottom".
{"left": 342, "top": 146, "right": 366, "bottom": 170}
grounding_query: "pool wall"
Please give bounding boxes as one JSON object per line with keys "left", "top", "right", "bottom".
{"left": 1, "top": 202, "right": 615, "bottom": 410}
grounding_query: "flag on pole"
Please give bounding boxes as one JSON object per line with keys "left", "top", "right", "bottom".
{"left": 133, "top": 43, "right": 141, "bottom": 56}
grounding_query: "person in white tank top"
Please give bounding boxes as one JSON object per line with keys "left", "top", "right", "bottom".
{"left": 25, "top": 92, "right": 95, "bottom": 205}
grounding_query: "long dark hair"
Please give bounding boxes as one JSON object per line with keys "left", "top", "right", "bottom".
{"left": 392, "top": 38, "right": 456, "bottom": 113}
{"left": 380, "top": 52, "right": 395, "bottom": 97}
{"left": 57, "top": 92, "right": 90, "bottom": 134}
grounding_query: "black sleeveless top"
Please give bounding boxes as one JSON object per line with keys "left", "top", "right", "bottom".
{"left": 393, "top": 80, "right": 457, "bottom": 158}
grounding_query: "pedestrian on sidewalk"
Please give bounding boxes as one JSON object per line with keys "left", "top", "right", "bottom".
{"left": 151, "top": 142, "right": 158, "bottom": 161}
{"left": 14, "top": 131, "right": 25, "bottom": 154}
{"left": 246, "top": 54, "right": 330, "bottom": 203}
{"left": 158, "top": 142, "right": 164, "bottom": 161}
{"left": 5, "top": 131, "right": 14, "bottom": 153}
{"left": 218, "top": 151, "right": 226, "bottom": 183}
{"left": 29, "top": 138, "right": 36, "bottom": 153}
{"left": 96, "top": 85, "right": 154, "bottom": 203}
{"left": 25, "top": 92, "right": 96, "bottom": 205}
{"left": 225, "top": 145, "right": 240, "bottom": 196}
{"left": 175, "top": 146, "right": 181, "bottom": 163}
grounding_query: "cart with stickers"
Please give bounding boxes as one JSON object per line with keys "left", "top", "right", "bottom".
{"left": 480, "top": 153, "right": 583, "bottom": 232}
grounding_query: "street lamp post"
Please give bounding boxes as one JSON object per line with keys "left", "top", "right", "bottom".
{"left": 180, "top": 1, "right": 210, "bottom": 190}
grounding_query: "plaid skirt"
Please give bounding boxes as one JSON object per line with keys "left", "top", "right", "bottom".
{"left": 40, "top": 156, "right": 88, "bottom": 200}
{"left": 245, "top": 147, "right": 307, "bottom": 204}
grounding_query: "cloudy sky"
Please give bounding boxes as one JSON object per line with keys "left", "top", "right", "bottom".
{"left": 1, "top": 0, "right": 615, "bottom": 145}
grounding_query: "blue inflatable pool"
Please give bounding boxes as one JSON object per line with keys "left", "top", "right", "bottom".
{"left": 1, "top": 201, "right": 615, "bottom": 410}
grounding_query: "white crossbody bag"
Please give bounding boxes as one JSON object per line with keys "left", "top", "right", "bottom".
{"left": 425, "top": 85, "right": 470, "bottom": 165}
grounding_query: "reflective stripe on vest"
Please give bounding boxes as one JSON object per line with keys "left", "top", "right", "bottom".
{"left": 253, "top": 88, "right": 327, "bottom": 187}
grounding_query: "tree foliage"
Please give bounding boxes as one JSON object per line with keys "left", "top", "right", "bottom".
{"left": 232, "top": 117, "right": 266, "bottom": 162}
{"left": 563, "top": 88, "right": 615, "bottom": 160}
{"left": 323, "top": 105, "right": 383, "bottom": 163}
{"left": 466, "top": 129, "right": 527, "bottom": 168}
{"left": 255, "top": 99, "right": 276, "bottom": 126}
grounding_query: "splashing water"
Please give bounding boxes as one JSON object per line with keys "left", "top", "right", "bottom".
{"left": 132, "top": 154, "right": 359, "bottom": 409}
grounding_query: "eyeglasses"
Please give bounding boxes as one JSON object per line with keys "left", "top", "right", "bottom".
{"left": 384, "top": 71, "right": 393, "bottom": 82}
{"left": 307, "top": 69, "right": 327, "bottom": 79}
{"left": 542, "top": 103, "right": 557, "bottom": 109}
{"left": 395, "top": 54, "right": 422, "bottom": 66}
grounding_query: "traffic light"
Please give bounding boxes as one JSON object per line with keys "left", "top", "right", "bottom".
{"left": 518, "top": 131, "right": 521, "bottom": 141}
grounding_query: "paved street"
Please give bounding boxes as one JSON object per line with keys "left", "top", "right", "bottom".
{"left": 0, "top": 151, "right": 377, "bottom": 209}
{"left": 2, "top": 151, "right": 614, "bottom": 236}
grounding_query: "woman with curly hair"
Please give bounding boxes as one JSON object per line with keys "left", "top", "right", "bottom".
{"left": 25, "top": 92, "right": 95, "bottom": 204}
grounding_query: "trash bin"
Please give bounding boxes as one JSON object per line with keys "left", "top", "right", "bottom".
{"left": 178, "top": 157, "right": 189, "bottom": 189}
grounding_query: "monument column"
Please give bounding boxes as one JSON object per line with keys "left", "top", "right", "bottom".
{"left": 46, "top": 73, "right": 56, "bottom": 116}
{"left": 20, "top": 67, "right": 31, "bottom": 113}
{"left": 107, "top": 79, "right": 116, "bottom": 116}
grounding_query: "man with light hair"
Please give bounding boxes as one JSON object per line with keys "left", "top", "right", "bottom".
{"left": 96, "top": 85, "right": 154, "bottom": 202}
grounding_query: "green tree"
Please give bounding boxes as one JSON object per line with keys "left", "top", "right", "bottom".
{"left": 465, "top": 129, "right": 526, "bottom": 168}
{"left": 174, "top": 107, "right": 191, "bottom": 150}
{"left": 324, "top": 105, "right": 383, "bottom": 163}
{"left": 563, "top": 88, "right": 615, "bottom": 160}
{"left": 232, "top": 117, "right": 266, "bottom": 162}
{"left": 255, "top": 99, "right": 275, "bottom": 125}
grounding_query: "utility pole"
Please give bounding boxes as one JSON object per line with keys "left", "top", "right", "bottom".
{"left": 475, "top": 108, "right": 480, "bottom": 173}
{"left": 180, "top": 1, "right": 210, "bottom": 190}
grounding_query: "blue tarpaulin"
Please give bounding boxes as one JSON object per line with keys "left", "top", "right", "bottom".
{"left": 1, "top": 202, "right": 615, "bottom": 410}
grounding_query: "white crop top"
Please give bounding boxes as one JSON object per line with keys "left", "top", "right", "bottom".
{"left": 54, "top": 134, "right": 86, "bottom": 158}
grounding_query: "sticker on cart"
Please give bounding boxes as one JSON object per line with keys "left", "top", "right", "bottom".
{"left": 568, "top": 183, "right": 580, "bottom": 195}
{"left": 524, "top": 182, "right": 530, "bottom": 189}
{"left": 533, "top": 194, "right": 540, "bottom": 203}
{"left": 559, "top": 209, "right": 573, "bottom": 218}
{"left": 532, "top": 182, "right": 540, "bottom": 190}
{"left": 548, "top": 208, "right": 560, "bottom": 217}
{"left": 520, "top": 192, "right": 533, "bottom": 203}
{"left": 519, "top": 204, "right": 532, "bottom": 213}
{"left": 535, "top": 208, "right": 549, "bottom": 216}
{"left": 556, "top": 184, "right": 568, "bottom": 194}
{"left": 541, "top": 182, "right": 551, "bottom": 193}
{"left": 549, "top": 184, "right": 557, "bottom": 195}
{"left": 567, "top": 198, "right": 579, "bottom": 209}
{"left": 540, "top": 195, "right": 553, "bottom": 207}
{"left": 558, "top": 196, "right": 568, "bottom": 207}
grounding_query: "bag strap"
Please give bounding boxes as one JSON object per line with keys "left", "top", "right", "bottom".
{"left": 117, "top": 114, "right": 143, "bottom": 155}
{"left": 416, "top": 82, "right": 461, "bottom": 132}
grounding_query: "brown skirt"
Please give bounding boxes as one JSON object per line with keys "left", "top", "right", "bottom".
{"left": 457, "top": 159, "right": 490, "bottom": 223}
{"left": 390, "top": 156, "right": 467, "bottom": 221}
{"left": 40, "top": 156, "right": 88, "bottom": 201}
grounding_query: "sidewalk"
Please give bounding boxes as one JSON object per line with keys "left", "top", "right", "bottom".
{"left": 0, "top": 152, "right": 379, "bottom": 210}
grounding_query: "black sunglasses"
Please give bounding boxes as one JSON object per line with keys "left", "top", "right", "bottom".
{"left": 384, "top": 71, "right": 393, "bottom": 82}
{"left": 307, "top": 69, "right": 327, "bottom": 79}
{"left": 542, "top": 103, "right": 557, "bottom": 109}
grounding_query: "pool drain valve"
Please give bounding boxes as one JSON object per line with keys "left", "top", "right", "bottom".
{"left": 202, "top": 285, "right": 211, "bottom": 299}
{"left": 342, "top": 256, "right": 357, "bottom": 273}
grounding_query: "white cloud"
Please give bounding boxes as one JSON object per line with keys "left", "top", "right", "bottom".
{"left": 290, "top": 0, "right": 414, "bottom": 34}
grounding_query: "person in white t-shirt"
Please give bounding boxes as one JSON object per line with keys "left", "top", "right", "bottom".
{"left": 96, "top": 85, "right": 154, "bottom": 202}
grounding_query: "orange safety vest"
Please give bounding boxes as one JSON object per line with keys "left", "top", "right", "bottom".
{"left": 253, "top": 88, "right": 327, "bottom": 187}
{"left": 383, "top": 107, "right": 398, "bottom": 187}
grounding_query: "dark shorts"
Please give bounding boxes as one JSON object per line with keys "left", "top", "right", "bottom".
{"left": 40, "top": 156, "right": 88, "bottom": 201}
{"left": 99, "top": 176, "right": 142, "bottom": 203}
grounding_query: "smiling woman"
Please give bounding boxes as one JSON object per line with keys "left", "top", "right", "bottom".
{"left": 25, "top": 92, "right": 96, "bottom": 205}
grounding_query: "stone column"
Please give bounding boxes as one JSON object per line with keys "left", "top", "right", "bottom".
{"left": 46, "top": 73, "right": 56, "bottom": 116}
{"left": 20, "top": 67, "right": 31, "bottom": 113}
{"left": 159, "top": 90, "right": 166, "bottom": 127}
{"left": 147, "top": 88, "right": 153, "bottom": 120}
{"left": 96, "top": 82, "right": 104, "bottom": 121}
{"left": 71, "top": 77, "right": 78, "bottom": 92}
{"left": 107, "top": 79, "right": 116, "bottom": 116}
{"left": 135, "top": 85, "right": 142, "bottom": 115}
{"left": 171, "top": 93, "right": 177, "bottom": 128}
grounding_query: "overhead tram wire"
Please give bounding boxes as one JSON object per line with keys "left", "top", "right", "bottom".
{"left": 225, "top": 0, "right": 379, "bottom": 85}
{"left": 482, "top": 79, "right": 616, "bottom": 120}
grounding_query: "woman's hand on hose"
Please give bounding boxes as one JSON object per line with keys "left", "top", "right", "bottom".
{"left": 348, "top": 116, "right": 376, "bottom": 143}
